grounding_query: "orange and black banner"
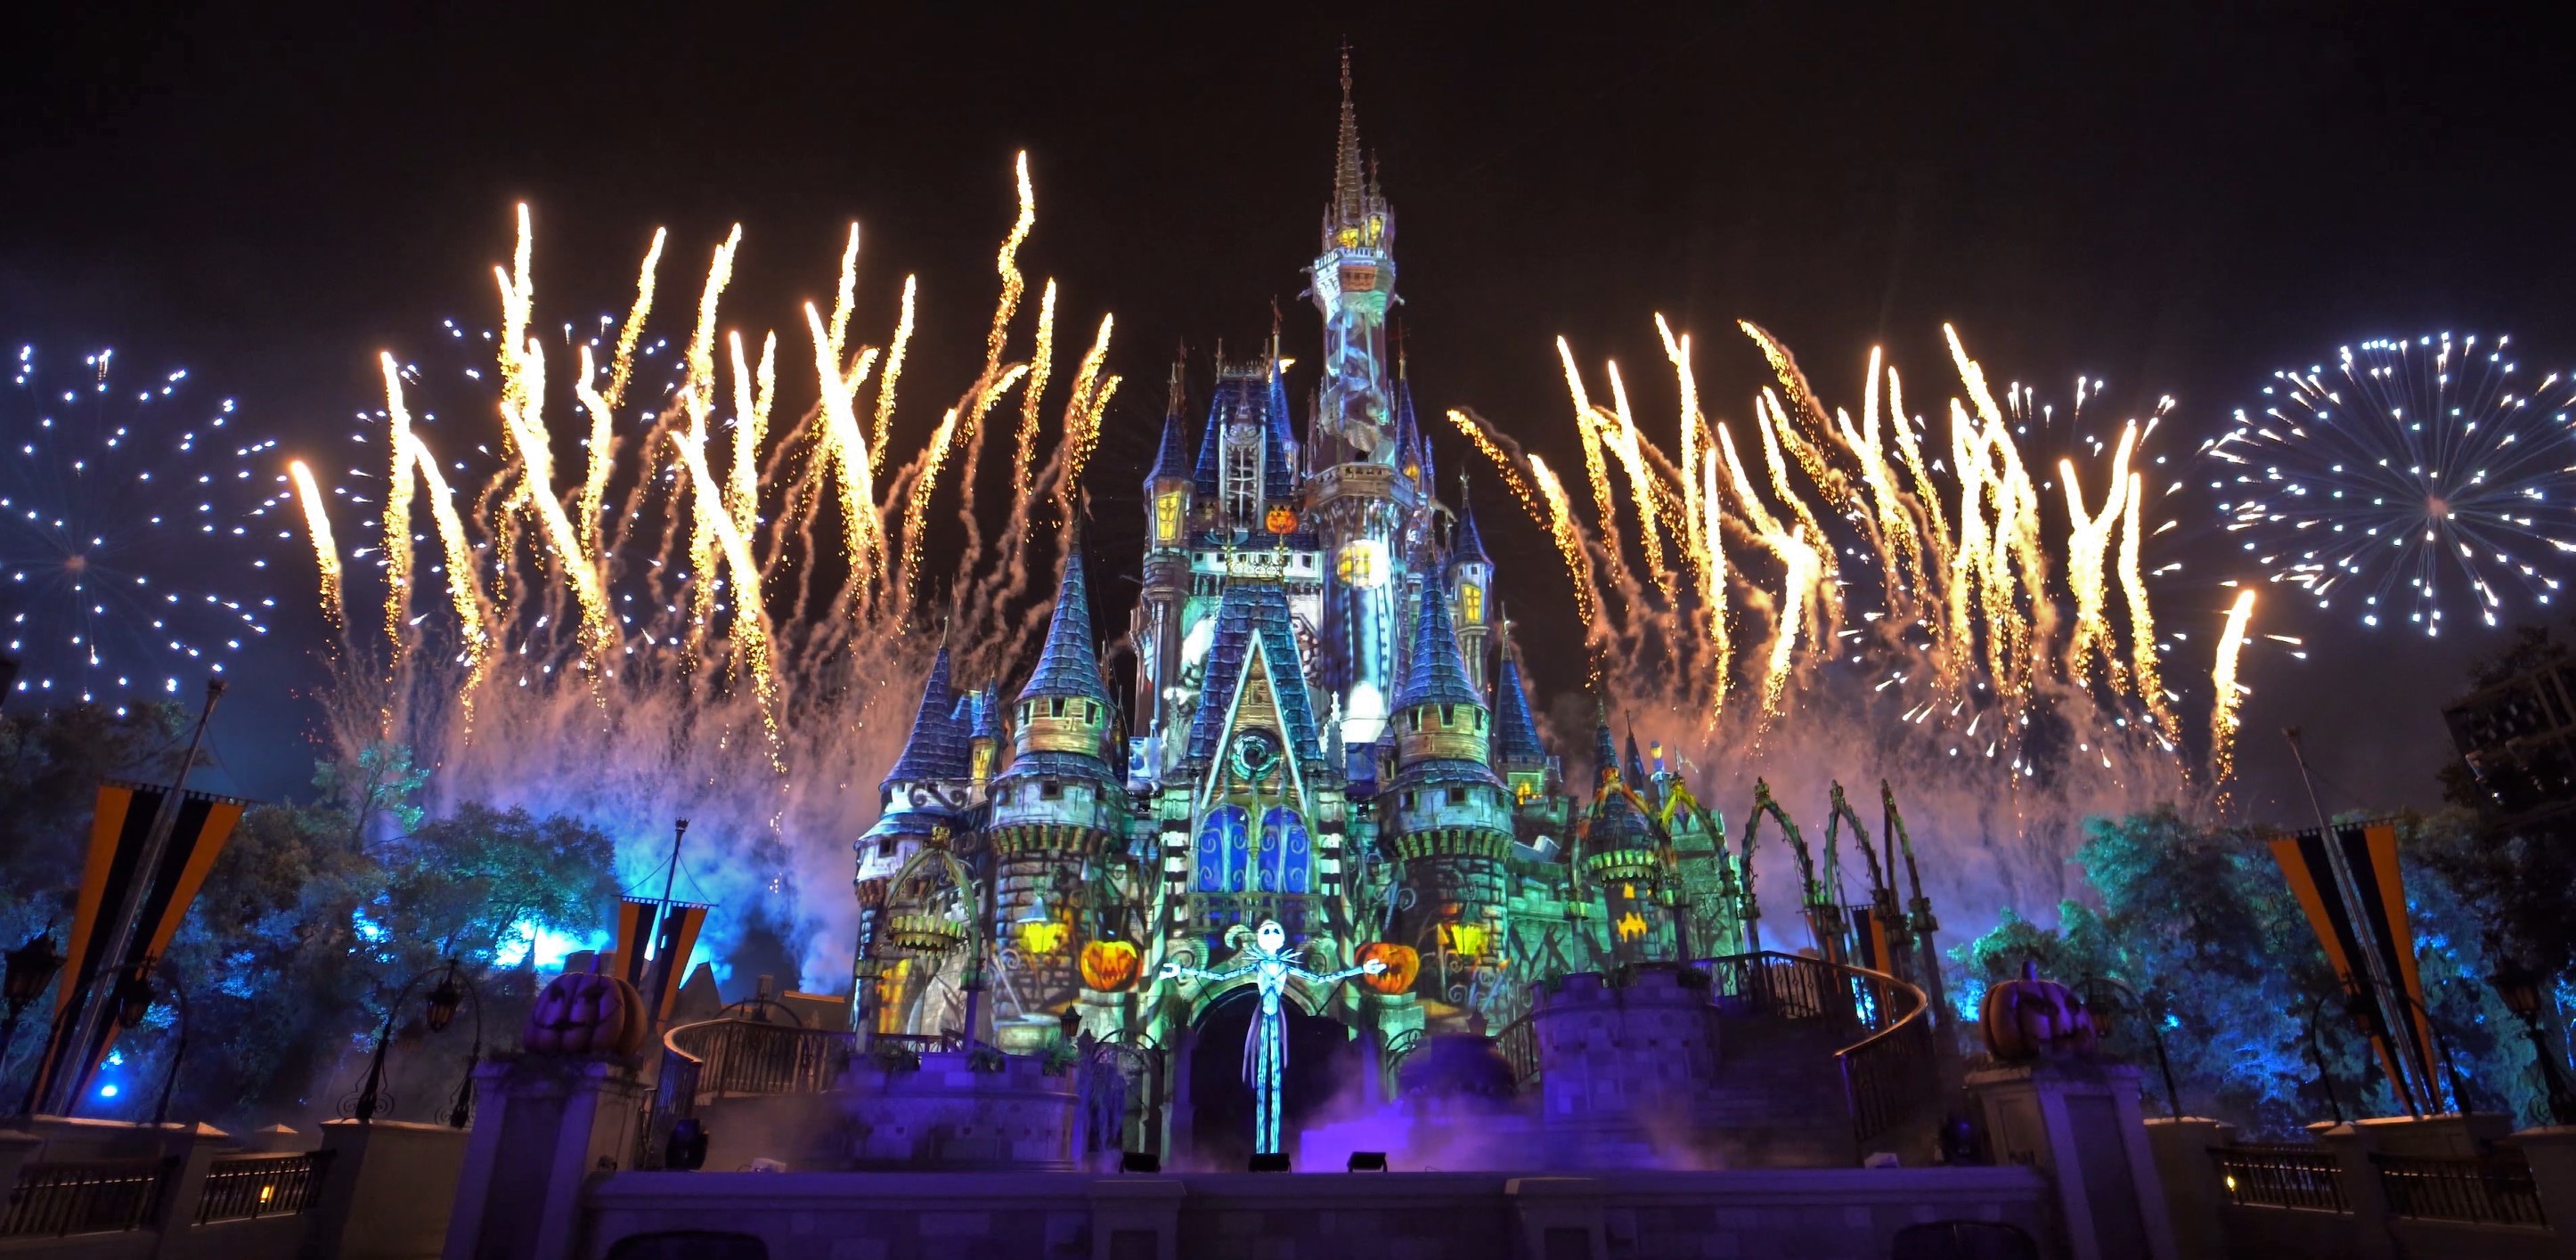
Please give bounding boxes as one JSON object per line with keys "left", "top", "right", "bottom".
{"left": 612, "top": 897, "right": 710, "bottom": 1024}
{"left": 612, "top": 897, "right": 662, "bottom": 989}
{"left": 34, "top": 780, "right": 248, "bottom": 1114}
{"left": 649, "top": 903, "right": 709, "bottom": 1020}
{"left": 2269, "top": 822, "right": 2435, "bottom": 1110}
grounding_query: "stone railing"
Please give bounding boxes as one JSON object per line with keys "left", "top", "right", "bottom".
{"left": 192, "top": 1150, "right": 331, "bottom": 1224}
{"left": 0, "top": 1157, "right": 168, "bottom": 1239}
{"left": 2150, "top": 1116, "right": 2576, "bottom": 1260}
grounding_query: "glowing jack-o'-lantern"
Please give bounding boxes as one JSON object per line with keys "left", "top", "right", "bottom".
{"left": 524, "top": 961, "right": 647, "bottom": 1058}
{"left": 1979, "top": 960, "right": 2099, "bottom": 1061}
{"left": 1079, "top": 939, "right": 1141, "bottom": 992}
{"left": 1264, "top": 504, "right": 1299, "bottom": 534}
{"left": 1357, "top": 942, "right": 1419, "bottom": 995}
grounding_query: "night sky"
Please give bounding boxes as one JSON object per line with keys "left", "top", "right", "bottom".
{"left": 5, "top": 4, "right": 2571, "bottom": 821}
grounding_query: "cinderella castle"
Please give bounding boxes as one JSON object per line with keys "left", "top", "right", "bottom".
{"left": 842, "top": 58, "right": 1944, "bottom": 1169}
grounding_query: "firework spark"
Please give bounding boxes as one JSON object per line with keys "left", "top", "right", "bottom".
{"left": 2, "top": 346, "right": 285, "bottom": 709}
{"left": 290, "top": 160, "right": 1111, "bottom": 988}
{"left": 2206, "top": 332, "right": 2576, "bottom": 636}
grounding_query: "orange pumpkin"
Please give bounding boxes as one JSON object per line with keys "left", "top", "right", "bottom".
{"left": 1357, "top": 942, "right": 1420, "bottom": 996}
{"left": 1079, "top": 939, "right": 1141, "bottom": 992}
{"left": 1264, "top": 504, "right": 1299, "bottom": 534}
{"left": 524, "top": 962, "right": 647, "bottom": 1057}
{"left": 1979, "top": 960, "right": 2098, "bottom": 1061}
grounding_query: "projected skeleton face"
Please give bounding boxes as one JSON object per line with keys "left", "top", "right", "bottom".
{"left": 1256, "top": 920, "right": 1286, "bottom": 954}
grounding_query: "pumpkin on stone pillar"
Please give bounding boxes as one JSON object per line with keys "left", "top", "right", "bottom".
{"left": 1979, "top": 959, "right": 2099, "bottom": 1061}
{"left": 524, "top": 959, "right": 648, "bottom": 1057}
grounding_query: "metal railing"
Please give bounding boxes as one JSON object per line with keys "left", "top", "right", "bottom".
{"left": 1, "top": 1158, "right": 169, "bottom": 1238}
{"left": 2213, "top": 1144, "right": 2350, "bottom": 1213}
{"left": 194, "top": 1150, "right": 331, "bottom": 1224}
{"left": 646, "top": 1014, "right": 864, "bottom": 1167}
{"left": 2376, "top": 1150, "right": 2547, "bottom": 1228}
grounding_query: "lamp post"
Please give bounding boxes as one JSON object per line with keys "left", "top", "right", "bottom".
{"left": 2490, "top": 957, "right": 2576, "bottom": 1126}
{"left": 0, "top": 931, "right": 64, "bottom": 1067}
{"left": 2079, "top": 975, "right": 2181, "bottom": 1120}
{"left": 2300, "top": 991, "right": 2345, "bottom": 1125}
{"left": 149, "top": 968, "right": 191, "bottom": 1126}
{"left": 17, "top": 961, "right": 163, "bottom": 1119}
{"left": 351, "top": 958, "right": 484, "bottom": 1126}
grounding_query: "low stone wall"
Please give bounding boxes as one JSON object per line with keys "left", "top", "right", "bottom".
{"left": 578, "top": 1166, "right": 2051, "bottom": 1260}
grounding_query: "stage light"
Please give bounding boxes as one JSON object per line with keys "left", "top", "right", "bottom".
{"left": 1119, "top": 1151, "right": 1160, "bottom": 1174}
{"left": 1248, "top": 1153, "right": 1290, "bottom": 1173}
{"left": 1346, "top": 1151, "right": 1388, "bottom": 1172}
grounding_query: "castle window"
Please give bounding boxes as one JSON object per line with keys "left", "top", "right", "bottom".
{"left": 877, "top": 835, "right": 898, "bottom": 857}
{"left": 1475, "top": 711, "right": 1485, "bottom": 731}
{"left": 1441, "top": 703, "right": 1455, "bottom": 727}
{"left": 1040, "top": 780, "right": 1063, "bottom": 801}
{"left": 1401, "top": 791, "right": 1417, "bottom": 810}
{"left": 1050, "top": 698, "right": 1067, "bottom": 719}
{"left": 1084, "top": 701, "right": 1099, "bottom": 724}
{"left": 1447, "top": 786, "right": 1468, "bottom": 806}
{"left": 1408, "top": 711, "right": 1423, "bottom": 733}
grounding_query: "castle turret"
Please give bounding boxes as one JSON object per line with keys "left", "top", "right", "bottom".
{"left": 1389, "top": 578, "right": 1512, "bottom": 948}
{"left": 1493, "top": 641, "right": 1549, "bottom": 802}
{"left": 1137, "top": 357, "right": 1194, "bottom": 752}
{"left": 1447, "top": 494, "right": 1494, "bottom": 691}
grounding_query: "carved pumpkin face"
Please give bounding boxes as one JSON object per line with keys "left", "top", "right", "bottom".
{"left": 1356, "top": 942, "right": 1419, "bottom": 996}
{"left": 1265, "top": 504, "right": 1298, "bottom": 534}
{"left": 523, "top": 964, "right": 646, "bottom": 1058}
{"left": 1978, "top": 960, "right": 2099, "bottom": 1061}
{"left": 1079, "top": 939, "right": 1141, "bottom": 992}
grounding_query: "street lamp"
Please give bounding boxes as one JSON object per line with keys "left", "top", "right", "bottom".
{"left": 350, "top": 958, "right": 485, "bottom": 1128}
{"left": 0, "top": 931, "right": 64, "bottom": 1061}
{"left": 2489, "top": 957, "right": 2576, "bottom": 1126}
{"left": 2079, "top": 975, "right": 2182, "bottom": 1120}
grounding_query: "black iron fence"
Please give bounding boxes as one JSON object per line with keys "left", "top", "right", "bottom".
{"left": 1, "top": 1158, "right": 169, "bottom": 1238}
{"left": 2213, "top": 1144, "right": 2350, "bottom": 1213}
{"left": 194, "top": 1151, "right": 332, "bottom": 1224}
{"left": 2376, "top": 1150, "right": 2547, "bottom": 1228}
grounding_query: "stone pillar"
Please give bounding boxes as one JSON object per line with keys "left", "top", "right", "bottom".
{"left": 308, "top": 1118, "right": 472, "bottom": 1260}
{"left": 1087, "top": 1177, "right": 1184, "bottom": 1260}
{"left": 1507, "top": 1176, "right": 1607, "bottom": 1260}
{"left": 2303, "top": 1122, "right": 2393, "bottom": 1260}
{"left": 1968, "top": 1061, "right": 2181, "bottom": 1260}
{"left": 441, "top": 1057, "right": 650, "bottom": 1260}
{"left": 144, "top": 1122, "right": 229, "bottom": 1253}
{"left": 2510, "top": 1126, "right": 2576, "bottom": 1260}
{"left": 2140, "top": 1117, "right": 2235, "bottom": 1260}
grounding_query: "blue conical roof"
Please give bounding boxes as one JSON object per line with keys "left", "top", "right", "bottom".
{"left": 1192, "top": 390, "right": 1226, "bottom": 500}
{"left": 883, "top": 647, "right": 970, "bottom": 790}
{"left": 1020, "top": 530, "right": 1110, "bottom": 704}
{"left": 1395, "top": 378, "right": 1423, "bottom": 479}
{"left": 1395, "top": 577, "right": 1482, "bottom": 712}
{"left": 1451, "top": 502, "right": 1491, "bottom": 571}
{"left": 1626, "top": 730, "right": 1646, "bottom": 785}
{"left": 1593, "top": 715, "right": 1618, "bottom": 787}
{"left": 1147, "top": 400, "right": 1192, "bottom": 487}
{"left": 1266, "top": 362, "right": 1300, "bottom": 501}
{"left": 1495, "top": 654, "right": 1547, "bottom": 769}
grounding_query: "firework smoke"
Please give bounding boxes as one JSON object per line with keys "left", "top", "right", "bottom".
{"left": 292, "top": 159, "right": 1116, "bottom": 987}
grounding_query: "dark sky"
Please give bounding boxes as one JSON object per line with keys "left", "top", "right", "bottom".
{"left": 4, "top": 4, "right": 2568, "bottom": 819}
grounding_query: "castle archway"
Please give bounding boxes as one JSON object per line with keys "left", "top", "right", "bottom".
{"left": 1182, "top": 985, "right": 1359, "bottom": 1168}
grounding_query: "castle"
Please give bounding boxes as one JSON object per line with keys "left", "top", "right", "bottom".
{"left": 848, "top": 57, "right": 1801, "bottom": 1160}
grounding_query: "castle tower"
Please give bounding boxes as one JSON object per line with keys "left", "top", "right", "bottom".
{"left": 1447, "top": 495, "right": 1494, "bottom": 692}
{"left": 1136, "top": 358, "right": 1194, "bottom": 759}
{"left": 1493, "top": 636, "right": 1550, "bottom": 804}
{"left": 852, "top": 647, "right": 973, "bottom": 1031}
{"left": 1305, "top": 51, "right": 1414, "bottom": 759}
{"left": 989, "top": 528, "right": 1129, "bottom": 1020}
{"left": 1388, "top": 577, "right": 1513, "bottom": 958}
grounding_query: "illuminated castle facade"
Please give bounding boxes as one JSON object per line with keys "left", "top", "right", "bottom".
{"left": 848, "top": 60, "right": 1752, "bottom": 1154}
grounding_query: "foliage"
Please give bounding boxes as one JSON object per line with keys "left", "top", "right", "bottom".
{"left": 0, "top": 703, "right": 615, "bottom": 1132}
{"left": 1952, "top": 806, "right": 2555, "bottom": 1135}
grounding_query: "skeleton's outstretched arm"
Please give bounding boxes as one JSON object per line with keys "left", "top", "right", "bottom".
{"left": 1289, "top": 959, "right": 1387, "bottom": 986}
{"left": 1160, "top": 959, "right": 1258, "bottom": 984}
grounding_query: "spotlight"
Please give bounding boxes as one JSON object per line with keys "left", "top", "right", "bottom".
{"left": 1346, "top": 1151, "right": 1388, "bottom": 1172}
{"left": 1119, "top": 1150, "right": 1161, "bottom": 1174}
{"left": 1248, "top": 1153, "right": 1291, "bottom": 1173}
